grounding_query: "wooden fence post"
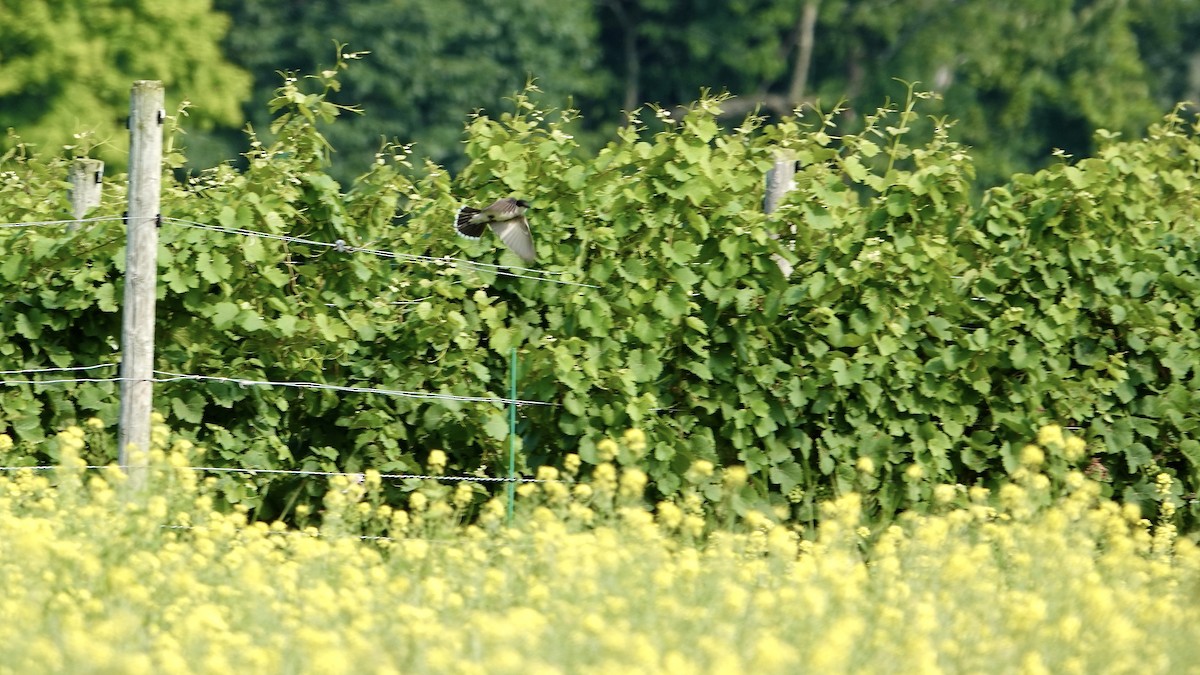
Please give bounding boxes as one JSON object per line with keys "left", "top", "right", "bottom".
{"left": 118, "top": 81, "right": 164, "bottom": 488}
{"left": 68, "top": 158, "right": 104, "bottom": 225}
{"left": 765, "top": 152, "right": 797, "bottom": 275}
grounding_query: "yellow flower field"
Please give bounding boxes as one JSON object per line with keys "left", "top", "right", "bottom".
{"left": 0, "top": 427, "right": 1199, "bottom": 674}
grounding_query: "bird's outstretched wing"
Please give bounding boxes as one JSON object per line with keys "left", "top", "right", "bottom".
{"left": 454, "top": 198, "right": 535, "bottom": 262}
{"left": 491, "top": 216, "right": 536, "bottom": 263}
{"left": 480, "top": 198, "right": 525, "bottom": 222}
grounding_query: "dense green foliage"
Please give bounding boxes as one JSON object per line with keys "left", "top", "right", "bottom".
{"left": 1, "top": 64, "right": 1198, "bottom": 528}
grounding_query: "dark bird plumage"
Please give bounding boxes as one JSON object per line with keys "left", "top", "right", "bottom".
{"left": 454, "top": 197, "right": 536, "bottom": 263}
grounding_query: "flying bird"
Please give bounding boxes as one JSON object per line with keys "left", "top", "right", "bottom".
{"left": 454, "top": 197, "right": 536, "bottom": 263}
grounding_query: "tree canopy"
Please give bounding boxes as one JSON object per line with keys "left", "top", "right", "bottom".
{"left": 3, "top": 0, "right": 1199, "bottom": 182}
{"left": 0, "top": 0, "right": 250, "bottom": 167}
{"left": 597, "top": 0, "right": 1190, "bottom": 184}
{"left": 209, "top": 0, "right": 604, "bottom": 175}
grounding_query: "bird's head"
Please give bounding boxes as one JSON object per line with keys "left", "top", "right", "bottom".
{"left": 514, "top": 199, "right": 530, "bottom": 208}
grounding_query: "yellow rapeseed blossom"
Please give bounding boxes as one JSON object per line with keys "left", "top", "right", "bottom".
{"left": 722, "top": 465, "right": 749, "bottom": 489}
{"left": 934, "top": 483, "right": 958, "bottom": 505}
{"left": 856, "top": 456, "right": 876, "bottom": 475}
{"left": 1020, "top": 444, "right": 1045, "bottom": 467}
{"left": 1122, "top": 502, "right": 1142, "bottom": 523}
{"left": 743, "top": 510, "right": 771, "bottom": 531}
{"left": 622, "top": 428, "right": 647, "bottom": 453}
{"left": 1063, "top": 435, "right": 1087, "bottom": 462}
{"left": 0, "top": 424, "right": 1196, "bottom": 673}
{"left": 452, "top": 482, "right": 475, "bottom": 509}
{"left": 427, "top": 449, "right": 447, "bottom": 475}
{"left": 685, "top": 459, "right": 714, "bottom": 484}
{"left": 1037, "top": 424, "right": 1065, "bottom": 448}
{"left": 56, "top": 428, "right": 85, "bottom": 454}
{"left": 596, "top": 438, "right": 619, "bottom": 462}
{"left": 618, "top": 467, "right": 647, "bottom": 500}
{"left": 408, "top": 492, "right": 429, "bottom": 512}
{"left": 1155, "top": 472, "right": 1173, "bottom": 496}
{"left": 0, "top": 433, "right": 12, "bottom": 452}
{"left": 593, "top": 462, "right": 617, "bottom": 487}
{"left": 656, "top": 502, "right": 684, "bottom": 531}
{"left": 563, "top": 453, "right": 581, "bottom": 476}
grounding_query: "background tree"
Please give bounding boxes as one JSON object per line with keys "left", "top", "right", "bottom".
{"left": 1129, "top": 0, "right": 1200, "bottom": 109}
{"left": 0, "top": 0, "right": 250, "bottom": 167}
{"left": 597, "top": 0, "right": 811, "bottom": 116}
{"left": 4, "top": 0, "right": 1198, "bottom": 185}
{"left": 836, "top": 0, "right": 1161, "bottom": 183}
{"left": 212, "top": 0, "right": 605, "bottom": 179}
{"left": 597, "top": 0, "right": 1176, "bottom": 186}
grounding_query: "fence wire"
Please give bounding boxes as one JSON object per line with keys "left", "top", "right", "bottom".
{"left": 0, "top": 464, "right": 563, "bottom": 484}
{"left": 163, "top": 216, "right": 599, "bottom": 288}
{"left": 0, "top": 363, "right": 555, "bottom": 408}
{"left": 0, "top": 216, "right": 126, "bottom": 229}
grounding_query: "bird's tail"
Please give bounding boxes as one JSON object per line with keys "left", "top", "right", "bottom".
{"left": 454, "top": 206, "right": 486, "bottom": 239}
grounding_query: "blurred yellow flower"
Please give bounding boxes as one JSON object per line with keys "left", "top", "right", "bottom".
{"left": 563, "top": 453, "right": 581, "bottom": 476}
{"left": 0, "top": 422, "right": 1194, "bottom": 674}
{"left": 1063, "top": 435, "right": 1087, "bottom": 462}
{"left": 856, "top": 456, "right": 876, "bottom": 475}
{"left": 1155, "top": 473, "right": 1172, "bottom": 496}
{"left": 933, "top": 484, "right": 957, "bottom": 505}
{"left": 743, "top": 510, "right": 771, "bottom": 531}
{"left": 1037, "top": 424, "right": 1065, "bottom": 448}
{"left": 685, "top": 459, "right": 715, "bottom": 484}
{"left": 453, "top": 482, "right": 476, "bottom": 508}
{"left": 720, "top": 465, "right": 748, "bottom": 490}
{"left": 656, "top": 502, "right": 683, "bottom": 530}
{"left": 596, "top": 438, "right": 619, "bottom": 462}
{"left": 1121, "top": 502, "right": 1143, "bottom": 524}
{"left": 408, "top": 492, "right": 429, "bottom": 512}
{"left": 622, "top": 428, "right": 647, "bottom": 452}
{"left": 1020, "top": 444, "right": 1045, "bottom": 468}
{"left": 619, "top": 468, "right": 647, "bottom": 499}
{"left": 427, "top": 449, "right": 448, "bottom": 474}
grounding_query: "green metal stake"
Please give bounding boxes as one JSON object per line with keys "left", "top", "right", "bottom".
{"left": 507, "top": 347, "right": 517, "bottom": 525}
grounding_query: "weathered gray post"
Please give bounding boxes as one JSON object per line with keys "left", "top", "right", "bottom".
{"left": 68, "top": 158, "right": 104, "bottom": 224}
{"left": 118, "top": 81, "right": 164, "bottom": 487}
{"left": 765, "top": 153, "right": 797, "bottom": 276}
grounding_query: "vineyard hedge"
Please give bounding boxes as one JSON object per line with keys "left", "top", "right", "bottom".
{"left": 1, "top": 64, "right": 1198, "bottom": 525}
